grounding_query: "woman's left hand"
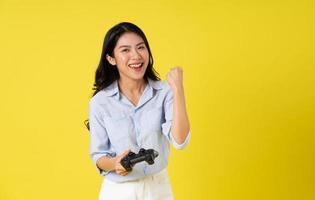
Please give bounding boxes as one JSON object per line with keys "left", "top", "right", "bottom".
{"left": 166, "top": 67, "right": 184, "bottom": 92}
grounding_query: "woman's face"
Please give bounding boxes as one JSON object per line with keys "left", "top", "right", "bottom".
{"left": 107, "top": 32, "right": 149, "bottom": 82}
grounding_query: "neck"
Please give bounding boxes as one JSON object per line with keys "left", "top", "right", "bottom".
{"left": 118, "top": 78, "right": 147, "bottom": 96}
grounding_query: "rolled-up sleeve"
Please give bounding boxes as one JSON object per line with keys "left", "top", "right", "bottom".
{"left": 161, "top": 85, "right": 191, "bottom": 150}
{"left": 89, "top": 99, "right": 116, "bottom": 175}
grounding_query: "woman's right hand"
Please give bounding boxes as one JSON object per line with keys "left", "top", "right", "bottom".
{"left": 114, "top": 149, "right": 131, "bottom": 176}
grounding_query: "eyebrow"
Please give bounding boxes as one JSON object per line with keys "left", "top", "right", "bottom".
{"left": 118, "top": 42, "right": 145, "bottom": 49}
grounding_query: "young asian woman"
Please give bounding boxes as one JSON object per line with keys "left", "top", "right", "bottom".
{"left": 88, "top": 22, "right": 191, "bottom": 200}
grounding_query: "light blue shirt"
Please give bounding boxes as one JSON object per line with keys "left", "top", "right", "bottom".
{"left": 88, "top": 78, "right": 191, "bottom": 183}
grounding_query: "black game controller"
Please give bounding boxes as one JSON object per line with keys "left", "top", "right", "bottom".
{"left": 120, "top": 148, "right": 159, "bottom": 172}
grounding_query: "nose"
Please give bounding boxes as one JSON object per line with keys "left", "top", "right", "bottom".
{"left": 131, "top": 48, "right": 142, "bottom": 60}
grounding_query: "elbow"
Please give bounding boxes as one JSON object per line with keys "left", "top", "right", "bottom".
{"left": 171, "top": 130, "right": 191, "bottom": 150}
{"left": 173, "top": 135, "right": 186, "bottom": 145}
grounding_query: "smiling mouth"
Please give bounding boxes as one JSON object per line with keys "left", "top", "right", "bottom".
{"left": 128, "top": 63, "right": 143, "bottom": 68}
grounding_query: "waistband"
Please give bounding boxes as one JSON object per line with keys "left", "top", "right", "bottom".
{"left": 104, "top": 168, "right": 168, "bottom": 184}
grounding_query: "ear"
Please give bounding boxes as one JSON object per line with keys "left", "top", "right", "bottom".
{"left": 106, "top": 54, "right": 116, "bottom": 66}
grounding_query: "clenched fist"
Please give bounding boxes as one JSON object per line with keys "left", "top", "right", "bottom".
{"left": 166, "top": 67, "right": 184, "bottom": 92}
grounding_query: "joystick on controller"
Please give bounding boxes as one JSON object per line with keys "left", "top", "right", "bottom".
{"left": 120, "top": 148, "right": 159, "bottom": 172}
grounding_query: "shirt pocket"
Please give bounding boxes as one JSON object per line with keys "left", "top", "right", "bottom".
{"left": 141, "top": 106, "right": 163, "bottom": 132}
{"left": 103, "top": 113, "right": 133, "bottom": 144}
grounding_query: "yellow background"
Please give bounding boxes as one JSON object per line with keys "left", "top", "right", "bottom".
{"left": 0, "top": 0, "right": 314, "bottom": 199}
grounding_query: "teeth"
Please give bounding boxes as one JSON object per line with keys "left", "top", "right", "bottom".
{"left": 129, "top": 63, "right": 142, "bottom": 68}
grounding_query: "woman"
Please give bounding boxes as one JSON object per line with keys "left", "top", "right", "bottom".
{"left": 88, "top": 22, "right": 191, "bottom": 200}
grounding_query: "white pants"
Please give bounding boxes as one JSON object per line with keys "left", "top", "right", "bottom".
{"left": 99, "top": 169, "right": 174, "bottom": 200}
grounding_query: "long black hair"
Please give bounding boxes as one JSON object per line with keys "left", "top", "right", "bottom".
{"left": 85, "top": 22, "right": 160, "bottom": 131}
{"left": 92, "top": 22, "right": 160, "bottom": 97}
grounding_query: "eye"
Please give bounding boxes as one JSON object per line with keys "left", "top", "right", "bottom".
{"left": 122, "top": 49, "right": 129, "bottom": 52}
{"left": 138, "top": 46, "right": 145, "bottom": 50}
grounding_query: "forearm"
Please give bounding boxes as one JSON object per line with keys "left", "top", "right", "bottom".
{"left": 96, "top": 150, "right": 131, "bottom": 176}
{"left": 96, "top": 156, "right": 117, "bottom": 172}
{"left": 171, "top": 86, "right": 190, "bottom": 144}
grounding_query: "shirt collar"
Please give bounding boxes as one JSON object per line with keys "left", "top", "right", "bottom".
{"left": 148, "top": 78, "right": 163, "bottom": 90}
{"left": 103, "top": 80, "right": 119, "bottom": 97}
{"left": 103, "top": 78, "right": 163, "bottom": 98}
